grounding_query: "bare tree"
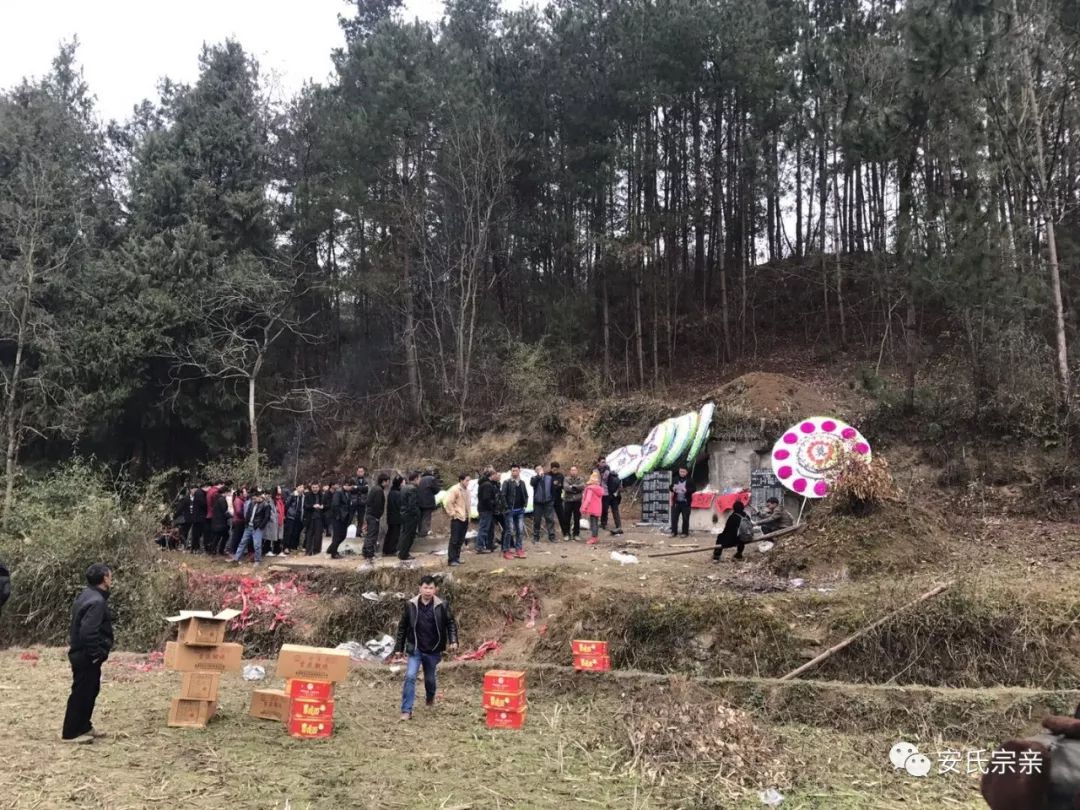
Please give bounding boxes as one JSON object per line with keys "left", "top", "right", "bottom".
{"left": 0, "top": 157, "right": 80, "bottom": 526}
{"left": 404, "top": 107, "right": 512, "bottom": 434}
{"left": 165, "top": 260, "right": 334, "bottom": 483}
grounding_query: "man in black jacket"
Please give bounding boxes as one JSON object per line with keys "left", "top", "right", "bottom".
{"left": 284, "top": 484, "right": 305, "bottom": 553}
{"left": 669, "top": 466, "right": 695, "bottom": 537}
{"left": 417, "top": 470, "right": 438, "bottom": 537}
{"left": 476, "top": 469, "right": 497, "bottom": 553}
{"left": 232, "top": 490, "right": 272, "bottom": 565}
{"left": 361, "top": 473, "right": 390, "bottom": 567}
{"left": 190, "top": 483, "right": 209, "bottom": 553}
{"left": 355, "top": 466, "right": 370, "bottom": 517}
{"left": 391, "top": 575, "right": 459, "bottom": 720}
{"left": 327, "top": 483, "right": 350, "bottom": 559}
{"left": 501, "top": 466, "right": 529, "bottom": 557}
{"left": 62, "top": 563, "right": 114, "bottom": 743}
{"left": 210, "top": 487, "right": 231, "bottom": 555}
{"left": 601, "top": 466, "right": 624, "bottom": 536}
{"left": 531, "top": 465, "right": 558, "bottom": 544}
{"left": 398, "top": 471, "right": 422, "bottom": 564}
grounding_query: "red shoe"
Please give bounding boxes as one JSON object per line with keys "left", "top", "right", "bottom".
{"left": 503, "top": 552, "right": 513, "bottom": 560}
{"left": 514, "top": 550, "right": 526, "bottom": 559}
{"left": 586, "top": 537, "right": 598, "bottom": 545}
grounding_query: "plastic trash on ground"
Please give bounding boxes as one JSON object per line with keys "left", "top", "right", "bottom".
{"left": 336, "top": 640, "right": 374, "bottom": 662}
{"left": 610, "top": 551, "right": 639, "bottom": 565}
{"left": 365, "top": 634, "right": 396, "bottom": 661}
{"left": 362, "top": 591, "right": 381, "bottom": 602}
{"left": 346, "top": 524, "right": 357, "bottom": 539}
{"left": 243, "top": 664, "right": 266, "bottom": 681}
{"left": 757, "top": 541, "right": 775, "bottom": 553}
{"left": 788, "top": 578, "right": 805, "bottom": 589}
{"left": 759, "top": 788, "right": 784, "bottom": 806}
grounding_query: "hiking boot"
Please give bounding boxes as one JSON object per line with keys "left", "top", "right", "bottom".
{"left": 503, "top": 552, "right": 514, "bottom": 560}
{"left": 514, "top": 550, "right": 526, "bottom": 559}
{"left": 586, "top": 537, "right": 598, "bottom": 545}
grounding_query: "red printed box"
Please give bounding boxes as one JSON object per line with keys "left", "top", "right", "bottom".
{"left": 573, "top": 655, "right": 611, "bottom": 672}
{"left": 571, "top": 640, "right": 608, "bottom": 656}
{"left": 288, "top": 717, "right": 334, "bottom": 739}
{"left": 291, "top": 698, "right": 335, "bottom": 721}
{"left": 486, "top": 709, "right": 527, "bottom": 729}
{"left": 482, "top": 690, "right": 527, "bottom": 712}
{"left": 286, "top": 679, "right": 335, "bottom": 701}
{"left": 483, "top": 670, "right": 526, "bottom": 693}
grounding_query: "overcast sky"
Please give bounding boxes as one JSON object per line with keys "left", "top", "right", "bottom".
{"left": 0, "top": 0, "right": 526, "bottom": 123}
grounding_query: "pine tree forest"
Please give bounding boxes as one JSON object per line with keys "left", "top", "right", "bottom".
{"left": 1, "top": 0, "right": 1078, "bottom": 480}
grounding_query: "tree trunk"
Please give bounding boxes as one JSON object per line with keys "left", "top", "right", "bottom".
{"left": 248, "top": 371, "right": 260, "bottom": 486}
{"left": 2, "top": 252, "right": 34, "bottom": 528}
{"left": 403, "top": 250, "right": 422, "bottom": 419}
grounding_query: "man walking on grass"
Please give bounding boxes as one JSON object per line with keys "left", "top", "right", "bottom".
{"left": 62, "top": 563, "right": 114, "bottom": 744}
{"left": 392, "top": 575, "right": 458, "bottom": 721}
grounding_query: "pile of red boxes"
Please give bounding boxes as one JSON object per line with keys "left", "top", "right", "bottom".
{"left": 572, "top": 639, "right": 610, "bottom": 672}
{"left": 249, "top": 644, "right": 351, "bottom": 739}
{"left": 483, "top": 669, "right": 527, "bottom": 729}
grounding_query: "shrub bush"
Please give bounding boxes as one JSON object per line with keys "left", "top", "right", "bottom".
{"left": 0, "top": 459, "right": 185, "bottom": 650}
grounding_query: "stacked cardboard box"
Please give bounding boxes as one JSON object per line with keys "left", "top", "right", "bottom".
{"left": 572, "top": 639, "right": 610, "bottom": 672}
{"left": 249, "top": 644, "right": 351, "bottom": 739}
{"left": 164, "top": 609, "right": 243, "bottom": 728}
{"left": 483, "top": 669, "right": 526, "bottom": 729}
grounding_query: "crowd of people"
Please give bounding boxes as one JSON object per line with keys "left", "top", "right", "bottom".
{"left": 162, "top": 457, "right": 631, "bottom": 568}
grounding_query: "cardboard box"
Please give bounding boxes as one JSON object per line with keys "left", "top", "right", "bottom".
{"left": 486, "top": 709, "right": 527, "bottom": 729}
{"left": 291, "top": 698, "right": 335, "bottom": 721}
{"left": 483, "top": 670, "right": 526, "bottom": 693}
{"left": 167, "top": 698, "right": 218, "bottom": 728}
{"left": 166, "top": 609, "right": 241, "bottom": 647}
{"left": 165, "top": 641, "right": 244, "bottom": 673}
{"left": 573, "top": 655, "right": 611, "bottom": 672}
{"left": 249, "top": 689, "right": 290, "bottom": 722}
{"left": 276, "top": 645, "right": 351, "bottom": 683}
{"left": 571, "top": 640, "right": 608, "bottom": 656}
{"left": 481, "top": 690, "right": 527, "bottom": 712}
{"left": 288, "top": 717, "right": 334, "bottom": 739}
{"left": 286, "top": 679, "right": 335, "bottom": 701}
{"left": 179, "top": 672, "right": 221, "bottom": 701}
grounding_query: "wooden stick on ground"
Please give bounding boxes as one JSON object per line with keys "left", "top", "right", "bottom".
{"left": 778, "top": 580, "right": 956, "bottom": 682}
{"left": 646, "top": 524, "right": 805, "bottom": 558}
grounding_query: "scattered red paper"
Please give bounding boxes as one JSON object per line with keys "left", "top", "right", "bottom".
{"left": 453, "top": 640, "right": 501, "bottom": 662}
{"left": 519, "top": 586, "right": 541, "bottom": 629}
{"left": 184, "top": 571, "right": 310, "bottom": 632}
{"left": 19, "top": 651, "right": 39, "bottom": 665}
{"left": 537, "top": 624, "right": 548, "bottom": 636}
{"left": 125, "top": 649, "right": 164, "bottom": 673}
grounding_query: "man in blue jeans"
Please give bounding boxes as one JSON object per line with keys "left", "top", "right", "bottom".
{"left": 392, "top": 575, "right": 458, "bottom": 720}
{"left": 501, "top": 466, "right": 529, "bottom": 559}
{"left": 232, "top": 490, "right": 271, "bottom": 566}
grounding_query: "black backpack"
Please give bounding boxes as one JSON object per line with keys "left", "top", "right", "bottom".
{"left": 0, "top": 561, "right": 10, "bottom": 610}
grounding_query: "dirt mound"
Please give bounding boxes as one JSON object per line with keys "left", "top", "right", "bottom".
{"left": 766, "top": 500, "right": 947, "bottom": 580}
{"left": 711, "top": 372, "right": 837, "bottom": 419}
{"left": 624, "top": 679, "right": 786, "bottom": 804}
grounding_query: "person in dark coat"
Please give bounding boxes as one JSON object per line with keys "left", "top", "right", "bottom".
{"left": 304, "top": 482, "right": 327, "bottom": 556}
{"left": 355, "top": 467, "right": 370, "bottom": 516}
{"left": 326, "top": 484, "right": 350, "bottom": 559}
{"left": 383, "top": 476, "right": 403, "bottom": 557}
{"left": 233, "top": 490, "right": 272, "bottom": 565}
{"left": 669, "top": 467, "right": 695, "bottom": 537}
{"left": 228, "top": 487, "right": 247, "bottom": 556}
{"left": 173, "top": 486, "right": 193, "bottom": 549}
{"left": 285, "top": 484, "right": 305, "bottom": 553}
{"left": 189, "top": 483, "right": 209, "bottom": 553}
{"left": 398, "top": 471, "right": 422, "bottom": 564}
{"left": 391, "top": 575, "right": 459, "bottom": 721}
{"left": 550, "top": 462, "right": 568, "bottom": 537}
{"left": 362, "top": 474, "right": 390, "bottom": 566}
{"left": 712, "top": 500, "right": 749, "bottom": 562}
{"left": 417, "top": 470, "right": 438, "bottom": 537}
{"left": 476, "top": 469, "right": 497, "bottom": 553}
{"left": 62, "top": 563, "right": 114, "bottom": 743}
{"left": 210, "top": 487, "right": 231, "bottom": 555}
{"left": 600, "top": 467, "right": 623, "bottom": 535}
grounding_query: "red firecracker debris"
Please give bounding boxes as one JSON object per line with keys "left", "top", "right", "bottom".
{"left": 184, "top": 571, "right": 310, "bottom": 633}
{"left": 453, "top": 640, "right": 501, "bottom": 662}
{"left": 19, "top": 651, "right": 39, "bottom": 666}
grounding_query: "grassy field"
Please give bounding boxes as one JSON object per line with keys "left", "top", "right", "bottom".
{"left": 0, "top": 647, "right": 1002, "bottom": 809}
